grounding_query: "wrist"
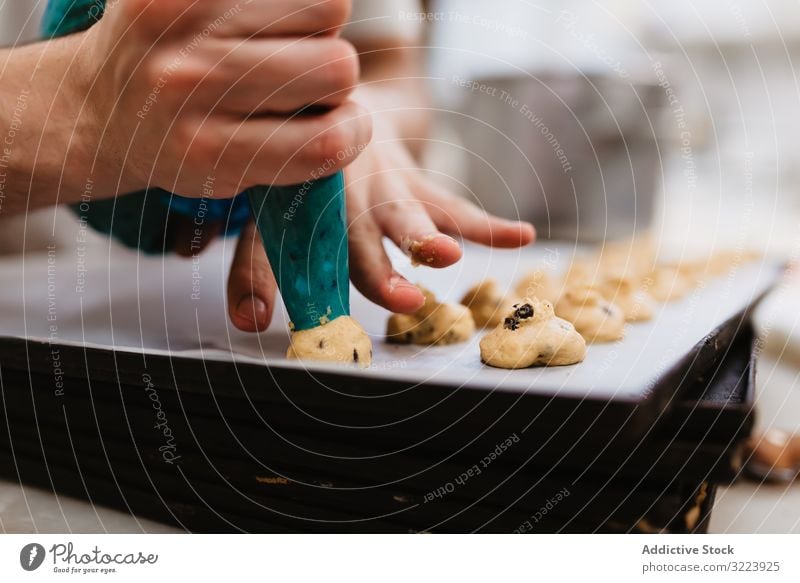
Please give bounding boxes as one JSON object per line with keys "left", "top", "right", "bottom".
{"left": 65, "top": 27, "right": 146, "bottom": 198}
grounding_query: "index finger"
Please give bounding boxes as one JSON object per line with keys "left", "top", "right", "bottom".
{"left": 190, "top": 0, "right": 351, "bottom": 38}
{"left": 116, "top": 0, "right": 350, "bottom": 41}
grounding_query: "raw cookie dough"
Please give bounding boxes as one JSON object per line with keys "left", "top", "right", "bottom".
{"left": 595, "top": 236, "right": 656, "bottom": 280}
{"left": 668, "top": 260, "right": 707, "bottom": 288}
{"left": 287, "top": 316, "right": 372, "bottom": 368}
{"left": 460, "top": 279, "right": 514, "bottom": 327}
{"left": 565, "top": 261, "right": 655, "bottom": 322}
{"left": 706, "top": 249, "right": 760, "bottom": 277}
{"left": 644, "top": 265, "right": 692, "bottom": 302}
{"left": 402, "top": 235, "right": 441, "bottom": 266}
{"left": 564, "top": 259, "right": 600, "bottom": 287}
{"left": 480, "top": 298, "right": 587, "bottom": 369}
{"left": 515, "top": 269, "right": 559, "bottom": 303}
{"left": 387, "top": 287, "right": 476, "bottom": 345}
{"left": 596, "top": 275, "right": 655, "bottom": 322}
{"left": 555, "top": 285, "right": 625, "bottom": 343}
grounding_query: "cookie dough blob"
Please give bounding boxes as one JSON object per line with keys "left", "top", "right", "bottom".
{"left": 515, "top": 269, "right": 558, "bottom": 303}
{"left": 555, "top": 286, "right": 625, "bottom": 343}
{"left": 460, "top": 279, "right": 514, "bottom": 327}
{"left": 385, "top": 313, "right": 421, "bottom": 344}
{"left": 644, "top": 265, "right": 692, "bottom": 302}
{"left": 564, "top": 259, "right": 601, "bottom": 287}
{"left": 597, "top": 275, "right": 655, "bottom": 322}
{"left": 387, "top": 287, "right": 476, "bottom": 345}
{"left": 666, "top": 260, "right": 706, "bottom": 288}
{"left": 715, "top": 249, "right": 760, "bottom": 271}
{"left": 480, "top": 298, "right": 586, "bottom": 369}
{"left": 287, "top": 316, "right": 372, "bottom": 368}
{"left": 596, "top": 235, "right": 656, "bottom": 280}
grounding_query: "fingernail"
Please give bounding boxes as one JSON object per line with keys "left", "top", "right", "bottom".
{"left": 388, "top": 273, "right": 408, "bottom": 292}
{"left": 237, "top": 294, "right": 268, "bottom": 325}
{"left": 402, "top": 233, "right": 459, "bottom": 263}
{"left": 433, "top": 232, "right": 459, "bottom": 244}
{"left": 388, "top": 273, "right": 421, "bottom": 292}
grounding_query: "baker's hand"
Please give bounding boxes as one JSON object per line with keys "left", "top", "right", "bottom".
{"left": 342, "top": 116, "right": 535, "bottom": 314}
{"left": 83, "top": 0, "right": 370, "bottom": 197}
{"left": 226, "top": 107, "right": 535, "bottom": 331}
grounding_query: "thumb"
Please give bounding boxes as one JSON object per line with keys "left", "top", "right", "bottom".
{"left": 227, "top": 219, "right": 278, "bottom": 332}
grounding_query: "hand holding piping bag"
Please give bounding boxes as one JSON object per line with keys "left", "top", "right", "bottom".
{"left": 10, "top": 0, "right": 533, "bottom": 366}
{"left": 225, "top": 5, "right": 537, "bottom": 363}
{"left": 237, "top": 99, "right": 535, "bottom": 367}
{"left": 48, "top": 0, "right": 534, "bottom": 356}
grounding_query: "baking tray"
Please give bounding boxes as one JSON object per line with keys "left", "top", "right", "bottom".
{"left": 0, "top": 426, "right": 717, "bottom": 534}
{"left": 0, "top": 445, "right": 712, "bottom": 533}
{"left": 0, "top": 240, "right": 775, "bottom": 533}
{"left": 0, "top": 241, "right": 781, "bottom": 442}
{"left": 0, "top": 414, "right": 717, "bottom": 534}
{"left": 0, "top": 328, "right": 753, "bottom": 533}
{"left": 0, "top": 318, "right": 757, "bottom": 483}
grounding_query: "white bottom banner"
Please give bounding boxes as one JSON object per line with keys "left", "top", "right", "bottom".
{"left": 1, "top": 534, "right": 799, "bottom": 582}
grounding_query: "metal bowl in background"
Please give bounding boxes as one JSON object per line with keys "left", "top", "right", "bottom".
{"left": 451, "top": 72, "right": 667, "bottom": 242}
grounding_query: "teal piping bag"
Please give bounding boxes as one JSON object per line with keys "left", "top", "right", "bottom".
{"left": 247, "top": 171, "right": 372, "bottom": 367}
{"left": 246, "top": 172, "right": 350, "bottom": 332}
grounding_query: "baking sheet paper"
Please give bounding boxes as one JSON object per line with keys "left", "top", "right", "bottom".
{"left": 0, "top": 235, "right": 779, "bottom": 402}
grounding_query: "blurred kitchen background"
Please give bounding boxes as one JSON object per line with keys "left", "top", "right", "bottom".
{"left": 1, "top": 0, "right": 799, "bottom": 533}
{"left": 422, "top": 1, "right": 800, "bottom": 534}
{"left": 0, "top": 0, "right": 44, "bottom": 45}
{"left": 423, "top": 0, "right": 800, "bottom": 255}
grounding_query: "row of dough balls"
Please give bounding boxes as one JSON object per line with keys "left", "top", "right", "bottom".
{"left": 386, "top": 290, "right": 585, "bottom": 369}
{"left": 386, "top": 246, "right": 757, "bottom": 369}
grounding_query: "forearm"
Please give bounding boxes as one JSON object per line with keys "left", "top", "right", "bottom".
{"left": 0, "top": 32, "right": 129, "bottom": 216}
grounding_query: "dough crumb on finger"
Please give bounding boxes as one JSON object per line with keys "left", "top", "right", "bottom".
{"left": 387, "top": 286, "right": 475, "bottom": 345}
{"left": 480, "top": 297, "right": 586, "bottom": 369}
{"left": 402, "top": 235, "right": 437, "bottom": 266}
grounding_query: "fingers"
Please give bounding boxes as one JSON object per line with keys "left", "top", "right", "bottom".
{"left": 368, "top": 177, "right": 462, "bottom": 268}
{"left": 232, "top": 100, "right": 372, "bottom": 185}
{"left": 124, "top": 0, "right": 351, "bottom": 41}
{"left": 413, "top": 177, "right": 536, "bottom": 248}
{"left": 347, "top": 199, "right": 426, "bottom": 314}
{"left": 204, "top": 0, "right": 351, "bottom": 38}
{"left": 227, "top": 220, "right": 278, "bottom": 332}
{"left": 182, "top": 100, "right": 371, "bottom": 193}
{"left": 181, "top": 37, "right": 359, "bottom": 114}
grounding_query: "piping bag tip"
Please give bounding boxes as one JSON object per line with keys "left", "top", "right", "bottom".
{"left": 247, "top": 171, "right": 372, "bottom": 367}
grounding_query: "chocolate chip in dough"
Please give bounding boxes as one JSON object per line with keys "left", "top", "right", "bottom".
{"left": 515, "top": 303, "right": 534, "bottom": 319}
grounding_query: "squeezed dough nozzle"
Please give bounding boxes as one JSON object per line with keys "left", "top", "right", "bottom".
{"left": 246, "top": 171, "right": 350, "bottom": 331}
